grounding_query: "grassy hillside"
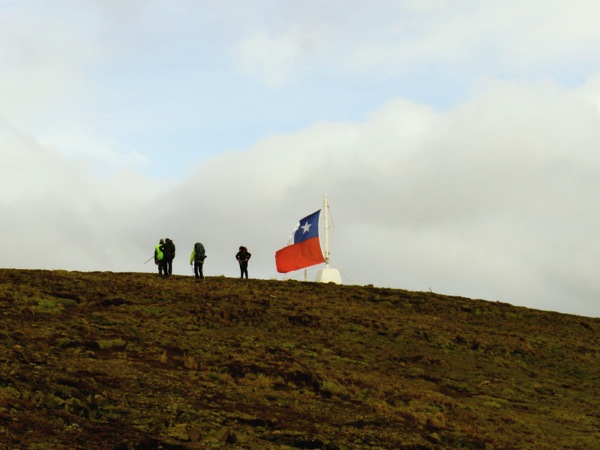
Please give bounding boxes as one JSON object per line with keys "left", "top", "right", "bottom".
{"left": 0, "top": 269, "right": 598, "bottom": 449}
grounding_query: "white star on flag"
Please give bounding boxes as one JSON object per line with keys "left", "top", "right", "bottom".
{"left": 300, "top": 221, "right": 312, "bottom": 233}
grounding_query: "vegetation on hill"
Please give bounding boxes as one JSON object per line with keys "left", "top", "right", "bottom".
{"left": 0, "top": 269, "right": 598, "bottom": 449}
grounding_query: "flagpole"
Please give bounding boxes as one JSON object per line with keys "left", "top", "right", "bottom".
{"left": 315, "top": 194, "right": 341, "bottom": 284}
{"left": 323, "top": 194, "right": 330, "bottom": 268}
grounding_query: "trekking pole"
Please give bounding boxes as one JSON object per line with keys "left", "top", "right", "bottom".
{"left": 144, "top": 255, "right": 154, "bottom": 264}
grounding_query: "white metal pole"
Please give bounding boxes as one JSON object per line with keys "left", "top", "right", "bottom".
{"left": 323, "top": 194, "right": 330, "bottom": 268}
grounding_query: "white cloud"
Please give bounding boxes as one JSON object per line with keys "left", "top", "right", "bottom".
{"left": 231, "top": 1, "right": 600, "bottom": 86}
{"left": 3, "top": 78, "right": 600, "bottom": 318}
{"left": 0, "top": 5, "right": 106, "bottom": 118}
{"left": 3, "top": 1, "right": 600, "bottom": 319}
{"left": 167, "top": 78, "right": 600, "bottom": 317}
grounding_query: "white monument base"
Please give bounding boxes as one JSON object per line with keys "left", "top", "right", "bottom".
{"left": 315, "top": 268, "right": 342, "bottom": 284}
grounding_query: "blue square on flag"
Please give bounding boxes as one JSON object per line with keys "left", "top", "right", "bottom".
{"left": 294, "top": 210, "right": 320, "bottom": 243}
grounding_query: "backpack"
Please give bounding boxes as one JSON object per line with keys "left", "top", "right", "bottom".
{"left": 237, "top": 248, "right": 250, "bottom": 262}
{"left": 164, "top": 239, "right": 175, "bottom": 259}
{"left": 194, "top": 242, "right": 206, "bottom": 261}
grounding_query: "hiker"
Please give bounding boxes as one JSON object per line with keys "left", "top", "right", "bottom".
{"left": 235, "top": 246, "right": 252, "bottom": 279}
{"left": 154, "top": 239, "right": 166, "bottom": 276}
{"left": 190, "top": 242, "right": 206, "bottom": 280}
{"left": 163, "top": 238, "right": 176, "bottom": 276}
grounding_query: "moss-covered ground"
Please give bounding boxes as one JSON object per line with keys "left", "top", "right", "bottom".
{"left": 0, "top": 269, "right": 598, "bottom": 449}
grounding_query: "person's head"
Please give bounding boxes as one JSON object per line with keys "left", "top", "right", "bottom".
{"left": 159, "top": 239, "right": 164, "bottom": 244}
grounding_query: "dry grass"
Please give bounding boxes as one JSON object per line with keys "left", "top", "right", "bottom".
{"left": 0, "top": 269, "right": 598, "bottom": 449}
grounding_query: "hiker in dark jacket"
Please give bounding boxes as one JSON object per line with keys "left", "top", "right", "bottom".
{"left": 163, "top": 238, "right": 176, "bottom": 276}
{"left": 235, "top": 246, "right": 252, "bottom": 279}
{"left": 190, "top": 242, "right": 206, "bottom": 280}
{"left": 154, "top": 239, "right": 166, "bottom": 276}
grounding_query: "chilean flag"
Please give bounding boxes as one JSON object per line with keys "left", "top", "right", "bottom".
{"left": 275, "top": 210, "right": 325, "bottom": 273}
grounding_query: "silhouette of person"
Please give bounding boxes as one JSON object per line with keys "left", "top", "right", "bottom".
{"left": 190, "top": 242, "right": 206, "bottom": 280}
{"left": 235, "top": 246, "right": 252, "bottom": 279}
{"left": 163, "top": 238, "right": 176, "bottom": 276}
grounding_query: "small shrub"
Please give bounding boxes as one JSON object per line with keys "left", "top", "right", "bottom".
{"left": 183, "top": 353, "right": 199, "bottom": 370}
{"left": 320, "top": 380, "right": 348, "bottom": 398}
{"left": 427, "top": 412, "right": 447, "bottom": 430}
{"left": 32, "top": 299, "right": 62, "bottom": 314}
{"left": 160, "top": 351, "right": 168, "bottom": 364}
{"left": 97, "top": 338, "right": 126, "bottom": 350}
{"left": 236, "top": 373, "right": 282, "bottom": 390}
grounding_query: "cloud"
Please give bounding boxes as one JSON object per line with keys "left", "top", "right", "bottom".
{"left": 0, "top": 115, "right": 165, "bottom": 271}
{"left": 3, "top": 1, "right": 600, "bottom": 320}
{"left": 147, "top": 78, "right": 600, "bottom": 317}
{"left": 0, "top": 4, "right": 107, "bottom": 120}
{"left": 3, "top": 73, "right": 600, "bottom": 316}
{"left": 231, "top": 1, "right": 600, "bottom": 87}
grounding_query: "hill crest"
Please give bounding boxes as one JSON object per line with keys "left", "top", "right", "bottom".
{"left": 0, "top": 269, "right": 599, "bottom": 449}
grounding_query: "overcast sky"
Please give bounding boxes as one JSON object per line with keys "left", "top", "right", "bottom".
{"left": 3, "top": 0, "right": 600, "bottom": 317}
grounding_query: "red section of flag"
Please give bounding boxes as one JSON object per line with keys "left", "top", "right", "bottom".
{"left": 275, "top": 236, "right": 324, "bottom": 273}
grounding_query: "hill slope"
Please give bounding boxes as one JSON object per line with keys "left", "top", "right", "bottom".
{"left": 0, "top": 269, "right": 598, "bottom": 449}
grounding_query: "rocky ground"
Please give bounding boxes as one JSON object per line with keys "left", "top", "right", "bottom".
{"left": 0, "top": 269, "right": 599, "bottom": 449}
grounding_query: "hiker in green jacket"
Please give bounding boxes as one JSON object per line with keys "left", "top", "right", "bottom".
{"left": 154, "top": 239, "right": 166, "bottom": 276}
{"left": 190, "top": 242, "right": 206, "bottom": 280}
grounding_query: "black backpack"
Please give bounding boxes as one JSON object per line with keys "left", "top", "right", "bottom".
{"left": 164, "top": 239, "right": 175, "bottom": 259}
{"left": 194, "top": 242, "right": 206, "bottom": 261}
